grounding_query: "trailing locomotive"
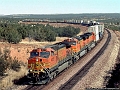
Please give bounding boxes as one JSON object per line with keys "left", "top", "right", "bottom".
{"left": 27, "top": 24, "right": 104, "bottom": 84}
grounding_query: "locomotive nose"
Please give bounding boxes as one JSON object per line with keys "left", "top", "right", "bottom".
{"left": 28, "top": 57, "right": 44, "bottom": 73}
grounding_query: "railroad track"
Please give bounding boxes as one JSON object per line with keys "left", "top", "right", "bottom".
{"left": 23, "top": 29, "right": 111, "bottom": 90}
{"left": 58, "top": 29, "right": 111, "bottom": 90}
{"left": 24, "top": 85, "right": 45, "bottom": 90}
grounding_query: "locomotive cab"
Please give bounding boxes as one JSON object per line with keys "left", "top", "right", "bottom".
{"left": 27, "top": 48, "right": 58, "bottom": 84}
{"left": 28, "top": 48, "right": 57, "bottom": 72}
{"left": 62, "top": 38, "right": 80, "bottom": 53}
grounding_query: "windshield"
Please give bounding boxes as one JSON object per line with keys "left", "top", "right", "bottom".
{"left": 40, "top": 51, "right": 50, "bottom": 58}
{"left": 30, "top": 52, "right": 39, "bottom": 58}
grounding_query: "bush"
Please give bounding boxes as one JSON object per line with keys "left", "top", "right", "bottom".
{"left": 0, "top": 48, "right": 21, "bottom": 76}
{"left": 10, "top": 59, "right": 21, "bottom": 72}
{"left": 54, "top": 26, "right": 80, "bottom": 37}
{"left": 0, "top": 49, "right": 10, "bottom": 76}
{"left": 7, "top": 29, "right": 22, "bottom": 44}
{"left": 0, "top": 57, "right": 8, "bottom": 76}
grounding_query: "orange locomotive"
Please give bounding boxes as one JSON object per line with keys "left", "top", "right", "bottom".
{"left": 27, "top": 32, "right": 96, "bottom": 84}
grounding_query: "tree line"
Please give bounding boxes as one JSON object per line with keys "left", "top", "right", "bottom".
{"left": 0, "top": 23, "right": 80, "bottom": 44}
{"left": 107, "top": 25, "right": 120, "bottom": 31}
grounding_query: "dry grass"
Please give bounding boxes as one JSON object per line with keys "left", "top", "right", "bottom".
{"left": 20, "top": 37, "right": 68, "bottom": 45}
{"left": 0, "top": 66, "right": 27, "bottom": 90}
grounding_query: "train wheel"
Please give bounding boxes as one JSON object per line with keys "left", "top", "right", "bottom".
{"left": 88, "top": 47, "right": 91, "bottom": 51}
{"left": 46, "top": 78, "right": 50, "bottom": 84}
{"left": 53, "top": 73, "right": 56, "bottom": 78}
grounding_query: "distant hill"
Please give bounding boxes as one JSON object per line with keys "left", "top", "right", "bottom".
{"left": 0, "top": 13, "right": 120, "bottom": 19}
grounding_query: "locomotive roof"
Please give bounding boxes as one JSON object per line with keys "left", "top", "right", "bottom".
{"left": 74, "top": 36, "right": 83, "bottom": 40}
{"left": 62, "top": 40, "right": 76, "bottom": 46}
{"left": 46, "top": 42, "right": 66, "bottom": 51}
{"left": 84, "top": 32, "right": 92, "bottom": 36}
{"left": 80, "top": 34, "right": 89, "bottom": 39}
{"left": 31, "top": 48, "right": 41, "bottom": 52}
{"left": 74, "top": 33, "right": 91, "bottom": 40}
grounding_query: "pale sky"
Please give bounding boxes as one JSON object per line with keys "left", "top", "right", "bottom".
{"left": 0, "top": 0, "right": 119, "bottom": 15}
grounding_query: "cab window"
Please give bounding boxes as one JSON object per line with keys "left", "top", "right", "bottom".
{"left": 51, "top": 51, "right": 54, "bottom": 56}
{"left": 40, "top": 51, "right": 50, "bottom": 58}
{"left": 30, "top": 52, "right": 39, "bottom": 58}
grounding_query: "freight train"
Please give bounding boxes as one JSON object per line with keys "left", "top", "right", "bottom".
{"left": 27, "top": 23, "right": 104, "bottom": 84}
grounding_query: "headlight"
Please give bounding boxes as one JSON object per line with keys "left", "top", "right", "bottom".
{"left": 36, "top": 58, "right": 38, "bottom": 61}
{"left": 30, "top": 69, "right": 32, "bottom": 72}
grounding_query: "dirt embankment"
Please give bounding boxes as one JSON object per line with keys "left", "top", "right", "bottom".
{"left": 105, "top": 30, "right": 120, "bottom": 88}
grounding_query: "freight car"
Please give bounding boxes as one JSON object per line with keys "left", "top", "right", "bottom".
{"left": 27, "top": 24, "right": 104, "bottom": 84}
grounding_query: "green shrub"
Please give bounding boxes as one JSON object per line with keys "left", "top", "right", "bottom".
{"left": 0, "top": 48, "right": 21, "bottom": 76}
{"left": 0, "top": 57, "right": 8, "bottom": 76}
{"left": 10, "top": 59, "right": 20, "bottom": 72}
